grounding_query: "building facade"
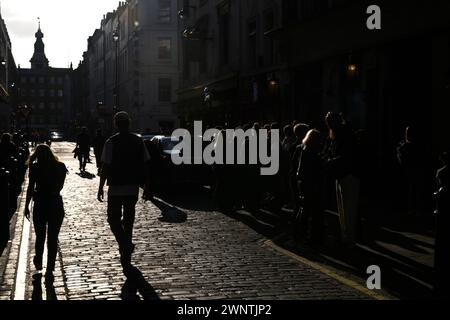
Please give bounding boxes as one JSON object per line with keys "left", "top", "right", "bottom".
{"left": 16, "top": 24, "right": 73, "bottom": 136}
{"left": 0, "top": 12, "right": 16, "bottom": 133}
{"left": 77, "top": 0, "right": 180, "bottom": 136}
{"left": 176, "top": 0, "right": 284, "bottom": 128}
{"left": 176, "top": 0, "right": 450, "bottom": 214}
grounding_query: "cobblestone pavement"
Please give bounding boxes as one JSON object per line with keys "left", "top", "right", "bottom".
{"left": 2, "top": 142, "right": 388, "bottom": 300}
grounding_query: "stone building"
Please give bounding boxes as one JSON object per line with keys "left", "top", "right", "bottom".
{"left": 77, "top": 0, "right": 179, "bottom": 135}
{"left": 16, "top": 24, "right": 73, "bottom": 136}
{"left": 0, "top": 12, "right": 16, "bottom": 133}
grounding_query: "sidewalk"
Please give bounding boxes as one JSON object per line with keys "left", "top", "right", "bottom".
{"left": 224, "top": 205, "right": 435, "bottom": 299}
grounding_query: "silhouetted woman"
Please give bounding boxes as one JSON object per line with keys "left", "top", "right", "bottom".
{"left": 24, "top": 144, "right": 67, "bottom": 283}
{"left": 295, "top": 129, "right": 325, "bottom": 245}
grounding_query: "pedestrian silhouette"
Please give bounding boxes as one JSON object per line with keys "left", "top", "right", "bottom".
{"left": 75, "top": 127, "right": 91, "bottom": 172}
{"left": 93, "top": 129, "right": 106, "bottom": 174}
{"left": 324, "top": 112, "right": 360, "bottom": 248}
{"left": 294, "top": 129, "right": 325, "bottom": 246}
{"left": 97, "top": 112, "right": 151, "bottom": 277}
{"left": 24, "top": 144, "right": 68, "bottom": 284}
{"left": 434, "top": 151, "right": 450, "bottom": 298}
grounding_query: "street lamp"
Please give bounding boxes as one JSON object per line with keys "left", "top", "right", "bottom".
{"left": 113, "top": 26, "right": 120, "bottom": 112}
{"left": 178, "top": 5, "right": 197, "bottom": 19}
{"left": 18, "top": 105, "right": 32, "bottom": 139}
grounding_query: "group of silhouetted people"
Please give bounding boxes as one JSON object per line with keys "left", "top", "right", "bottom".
{"left": 209, "top": 112, "right": 362, "bottom": 249}
{"left": 0, "top": 132, "right": 30, "bottom": 247}
{"left": 3, "top": 110, "right": 448, "bottom": 298}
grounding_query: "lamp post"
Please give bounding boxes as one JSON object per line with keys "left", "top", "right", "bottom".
{"left": 18, "top": 105, "right": 32, "bottom": 140}
{"left": 113, "top": 25, "right": 120, "bottom": 113}
{"left": 203, "top": 86, "right": 213, "bottom": 124}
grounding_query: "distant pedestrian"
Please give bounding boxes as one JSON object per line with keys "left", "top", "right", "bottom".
{"left": 397, "top": 126, "right": 425, "bottom": 217}
{"left": 24, "top": 144, "right": 67, "bottom": 284}
{"left": 295, "top": 129, "right": 325, "bottom": 245}
{"left": 289, "top": 123, "right": 311, "bottom": 212}
{"left": 282, "top": 125, "right": 297, "bottom": 154}
{"left": 324, "top": 112, "right": 360, "bottom": 248}
{"left": 434, "top": 151, "right": 450, "bottom": 298}
{"left": 97, "top": 112, "right": 151, "bottom": 276}
{"left": 76, "top": 127, "right": 91, "bottom": 172}
{"left": 93, "top": 129, "right": 106, "bottom": 173}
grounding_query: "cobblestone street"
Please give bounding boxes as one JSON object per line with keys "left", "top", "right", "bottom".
{"left": 1, "top": 142, "right": 388, "bottom": 300}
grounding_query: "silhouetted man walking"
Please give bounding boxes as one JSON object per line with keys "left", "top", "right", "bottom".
{"left": 97, "top": 112, "right": 150, "bottom": 275}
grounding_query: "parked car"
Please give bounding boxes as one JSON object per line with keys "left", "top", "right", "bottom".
{"left": 49, "top": 130, "right": 64, "bottom": 142}
{"left": 147, "top": 135, "right": 212, "bottom": 192}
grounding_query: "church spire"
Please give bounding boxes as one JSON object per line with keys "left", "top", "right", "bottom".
{"left": 30, "top": 18, "right": 49, "bottom": 69}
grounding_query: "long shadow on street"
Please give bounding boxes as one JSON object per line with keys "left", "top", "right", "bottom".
{"left": 121, "top": 266, "right": 160, "bottom": 300}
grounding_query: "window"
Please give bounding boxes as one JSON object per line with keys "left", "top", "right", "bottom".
{"left": 158, "top": 0, "right": 171, "bottom": 23}
{"left": 248, "top": 19, "right": 257, "bottom": 68}
{"left": 39, "top": 89, "right": 45, "bottom": 97}
{"left": 38, "top": 77, "right": 45, "bottom": 84}
{"left": 50, "top": 102, "right": 56, "bottom": 110}
{"left": 58, "top": 89, "right": 64, "bottom": 97}
{"left": 21, "top": 77, "right": 27, "bottom": 84}
{"left": 218, "top": 3, "right": 230, "bottom": 65}
{"left": 30, "top": 89, "right": 36, "bottom": 97}
{"left": 57, "top": 102, "right": 64, "bottom": 110}
{"left": 49, "top": 77, "right": 55, "bottom": 84}
{"left": 263, "top": 9, "right": 275, "bottom": 66}
{"left": 30, "top": 77, "right": 36, "bottom": 84}
{"left": 57, "top": 77, "right": 63, "bottom": 85}
{"left": 49, "top": 89, "right": 55, "bottom": 97}
{"left": 158, "top": 38, "right": 172, "bottom": 59}
{"left": 158, "top": 78, "right": 172, "bottom": 102}
{"left": 39, "top": 102, "right": 45, "bottom": 110}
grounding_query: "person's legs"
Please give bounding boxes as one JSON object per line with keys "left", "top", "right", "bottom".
{"left": 46, "top": 198, "right": 65, "bottom": 273}
{"left": 82, "top": 152, "right": 88, "bottom": 171}
{"left": 336, "top": 179, "right": 346, "bottom": 243}
{"left": 341, "top": 175, "right": 360, "bottom": 246}
{"left": 107, "top": 196, "right": 127, "bottom": 253}
{"left": 78, "top": 153, "right": 83, "bottom": 171}
{"left": 122, "top": 196, "right": 138, "bottom": 252}
{"left": 33, "top": 205, "right": 46, "bottom": 270}
{"left": 94, "top": 152, "right": 101, "bottom": 169}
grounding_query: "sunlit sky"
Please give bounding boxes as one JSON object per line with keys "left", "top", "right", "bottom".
{"left": 1, "top": 0, "right": 120, "bottom": 68}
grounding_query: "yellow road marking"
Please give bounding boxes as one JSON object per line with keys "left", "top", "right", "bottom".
{"left": 263, "top": 239, "right": 390, "bottom": 300}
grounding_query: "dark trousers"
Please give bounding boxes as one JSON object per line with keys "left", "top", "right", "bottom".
{"left": 33, "top": 196, "right": 65, "bottom": 272}
{"left": 107, "top": 195, "right": 138, "bottom": 254}
{"left": 94, "top": 151, "right": 102, "bottom": 169}
{"left": 78, "top": 151, "right": 89, "bottom": 170}
{"left": 294, "top": 189, "right": 324, "bottom": 244}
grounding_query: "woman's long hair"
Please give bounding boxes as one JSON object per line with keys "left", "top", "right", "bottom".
{"left": 26, "top": 144, "right": 59, "bottom": 167}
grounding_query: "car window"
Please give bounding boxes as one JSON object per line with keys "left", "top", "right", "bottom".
{"left": 161, "top": 138, "right": 180, "bottom": 151}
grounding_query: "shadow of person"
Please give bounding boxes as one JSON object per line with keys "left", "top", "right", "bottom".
{"left": 120, "top": 266, "right": 160, "bottom": 301}
{"left": 76, "top": 171, "right": 96, "bottom": 180}
{"left": 151, "top": 198, "right": 187, "bottom": 223}
{"left": 31, "top": 273, "right": 43, "bottom": 301}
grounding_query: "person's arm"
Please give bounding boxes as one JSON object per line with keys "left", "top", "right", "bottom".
{"left": 98, "top": 140, "right": 110, "bottom": 202}
{"left": 97, "top": 166, "right": 108, "bottom": 202}
{"left": 141, "top": 140, "right": 152, "bottom": 200}
{"left": 24, "top": 168, "right": 36, "bottom": 220}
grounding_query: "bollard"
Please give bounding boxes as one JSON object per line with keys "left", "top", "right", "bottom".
{"left": 0, "top": 167, "right": 10, "bottom": 244}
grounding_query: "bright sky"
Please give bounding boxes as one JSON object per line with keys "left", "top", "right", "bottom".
{"left": 1, "top": 0, "right": 119, "bottom": 68}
